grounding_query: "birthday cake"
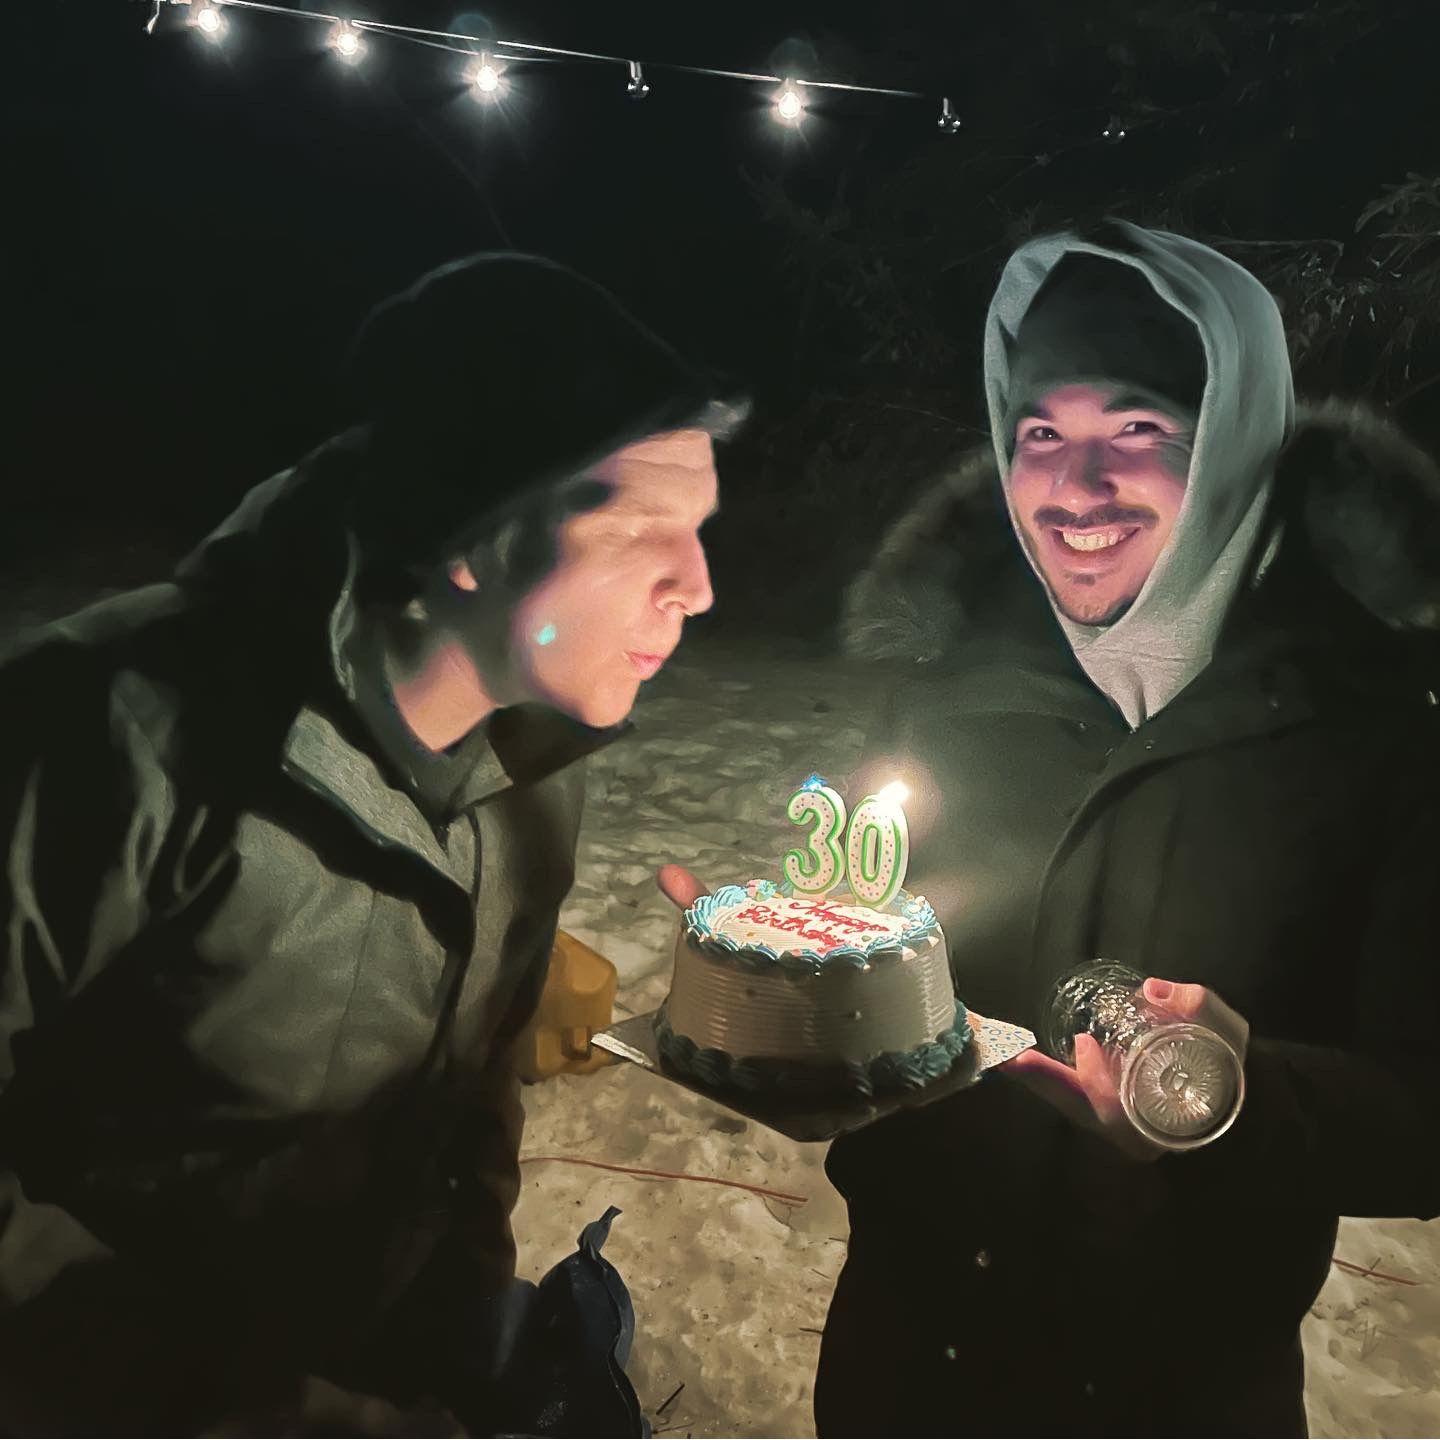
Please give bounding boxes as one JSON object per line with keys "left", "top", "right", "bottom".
{"left": 656, "top": 875, "right": 970, "bottom": 1098}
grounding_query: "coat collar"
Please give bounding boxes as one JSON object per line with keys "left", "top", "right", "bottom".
{"left": 279, "top": 701, "right": 625, "bottom": 891}
{"left": 852, "top": 400, "right": 1440, "bottom": 776}
{"left": 843, "top": 400, "right": 1440, "bottom": 743}
{"left": 842, "top": 399, "right": 1440, "bottom": 674}
{"left": 268, "top": 517, "right": 623, "bottom": 884}
{"left": 280, "top": 704, "right": 473, "bottom": 886}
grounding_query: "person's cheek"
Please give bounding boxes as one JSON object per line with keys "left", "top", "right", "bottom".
{"left": 512, "top": 583, "right": 575, "bottom": 700}
{"left": 1151, "top": 435, "right": 1195, "bottom": 482}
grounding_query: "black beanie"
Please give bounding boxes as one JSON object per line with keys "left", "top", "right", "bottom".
{"left": 1003, "top": 253, "right": 1206, "bottom": 448}
{"left": 340, "top": 253, "right": 727, "bottom": 574}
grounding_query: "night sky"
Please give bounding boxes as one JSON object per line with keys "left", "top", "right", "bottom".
{"left": 10, "top": 0, "right": 1438, "bottom": 629}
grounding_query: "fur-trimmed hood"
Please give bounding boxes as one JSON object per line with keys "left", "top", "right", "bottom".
{"left": 841, "top": 400, "right": 1440, "bottom": 665}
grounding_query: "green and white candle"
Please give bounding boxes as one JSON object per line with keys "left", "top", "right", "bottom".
{"left": 844, "top": 781, "right": 910, "bottom": 908}
{"left": 783, "top": 774, "right": 849, "bottom": 896}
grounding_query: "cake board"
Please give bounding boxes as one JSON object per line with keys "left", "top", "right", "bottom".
{"left": 591, "top": 1008, "right": 1036, "bottom": 1143}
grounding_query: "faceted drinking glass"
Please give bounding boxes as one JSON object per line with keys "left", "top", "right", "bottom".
{"left": 1042, "top": 960, "right": 1245, "bottom": 1151}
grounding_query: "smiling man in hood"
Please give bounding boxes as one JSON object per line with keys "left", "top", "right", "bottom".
{"left": 818, "top": 221, "right": 1440, "bottom": 1436}
{"left": 989, "top": 228, "right": 1292, "bottom": 728}
{"left": 0, "top": 253, "right": 737, "bottom": 1434}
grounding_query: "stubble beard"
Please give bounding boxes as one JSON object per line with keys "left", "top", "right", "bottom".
{"left": 1018, "top": 523, "right": 1138, "bottom": 627}
{"left": 1053, "top": 578, "right": 1137, "bottom": 627}
{"left": 1059, "top": 590, "right": 1134, "bottom": 624}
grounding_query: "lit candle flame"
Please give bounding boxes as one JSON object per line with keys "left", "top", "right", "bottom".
{"left": 876, "top": 780, "right": 909, "bottom": 808}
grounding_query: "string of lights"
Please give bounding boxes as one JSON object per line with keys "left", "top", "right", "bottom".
{"left": 143, "top": 0, "right": 968, "bottom": 134}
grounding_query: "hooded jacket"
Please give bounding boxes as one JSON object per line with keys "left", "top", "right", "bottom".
{"left": 985, "top": 222, "right": 1295, "bottom": 727}
{"left": 817, "top": 367, "right": 1440, "bottom": 1435}
{"left": 0, "top": 255, "right": 724, "bottom": 1432}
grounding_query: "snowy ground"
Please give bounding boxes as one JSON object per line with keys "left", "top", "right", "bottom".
{"left": 514, "top": 636, "right": 1440, "bottom": 1440}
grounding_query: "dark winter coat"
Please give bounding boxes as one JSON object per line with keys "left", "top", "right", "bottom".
{"left": 815, "top": 402, "right": 1440, "bottom": 1438}
{"left": 0, "top": 451, "right": 616, "bottom": 1433}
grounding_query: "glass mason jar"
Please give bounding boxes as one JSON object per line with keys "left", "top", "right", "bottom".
{"left": 1042, "top": 960, "right": 1246, "bottom": 1151}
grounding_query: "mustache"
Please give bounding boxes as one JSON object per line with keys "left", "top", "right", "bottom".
{"left": 1032, "top": 505, "right": 1158, "bottom": 530}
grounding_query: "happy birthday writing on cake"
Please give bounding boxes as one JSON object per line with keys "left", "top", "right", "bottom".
{"left": 730, "top": 899, "right": 900, "bottom": 952}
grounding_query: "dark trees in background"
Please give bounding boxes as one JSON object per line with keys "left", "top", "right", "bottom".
{"left": 8, "top": 1, "right": 1436, "bottom": 637}
{"left": 719, "top": 1, "right": 1439, "bottom": 631}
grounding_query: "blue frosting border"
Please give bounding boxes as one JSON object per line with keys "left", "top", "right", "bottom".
{"left": 682, "top": 881, "right": 939, "bottom": 973}
{"left": 655, "top": 1003, "right": 973, "bottom": 1099}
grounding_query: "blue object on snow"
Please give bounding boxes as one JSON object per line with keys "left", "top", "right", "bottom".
{"left": 475, "top": 1206, "right": 649, "bottom": 1438}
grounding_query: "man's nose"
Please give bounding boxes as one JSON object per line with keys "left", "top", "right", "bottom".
{"left": 1052, "top": 439, "right": 1116, "bottom": 502}
{"left": 659, "top": 534, "right": 714, "bottom": 617}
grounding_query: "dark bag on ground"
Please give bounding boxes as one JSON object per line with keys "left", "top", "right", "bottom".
{"left": 469, "top": 1206, "right": 648, "bottom": 1438}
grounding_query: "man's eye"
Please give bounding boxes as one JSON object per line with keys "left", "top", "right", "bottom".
{"left": 1119, "top": 420, "right": 1163, "bottom": 435}
{"left": 1023, "top": 425, "right": 1060, "bottom": 443}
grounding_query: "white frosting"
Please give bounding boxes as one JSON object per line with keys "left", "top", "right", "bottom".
{"left": 707, "top": 888, "right": 909, "bottom": 957}
{"left": 666, "top": 885, "right": 955, "bottom": 1065}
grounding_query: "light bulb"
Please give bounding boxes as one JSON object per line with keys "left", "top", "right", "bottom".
{"left": 193, "top": 4, "right": 223, "bottom": 37}
{"left": 776, "top": 81, "right": 804, "bottom": 123}
{"left": 329, "top": 21, "right": 363, "bottom": 61}
{"left": 627, "top": 60, "right": 650, "bottom": 100}
{"left": 473, "top": 53, "right": 502, "bottom": 95}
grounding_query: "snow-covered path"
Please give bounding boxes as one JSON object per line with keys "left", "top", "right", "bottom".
{"left": 515, "top": 638, "right": 1440, "bottom": 1439}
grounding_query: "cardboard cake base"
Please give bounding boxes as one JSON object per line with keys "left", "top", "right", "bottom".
{"left": 592, "top": 1008, "right": 1035, "bottom": 1143}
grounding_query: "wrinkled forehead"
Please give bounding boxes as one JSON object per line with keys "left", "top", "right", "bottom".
{"left": 584, "top": 428, "right": 719, "bottom": 519}
{"left": 591, "top": 427, "right": 716, "bottom": 479}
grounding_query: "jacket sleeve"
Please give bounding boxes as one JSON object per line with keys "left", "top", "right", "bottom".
{"left": 377, "top": 772, "right": 586, "bottom": 1414}
{"left": 446, "top": 932, "right": 552, "bottom": 1294}
{"left": 1, "top": 664, "right": 175, "bottom": 1307}
{"left": 0, "top": 665, "right": 199, "bottom": 1429}
{"left": 0, "top": 658, "right": 467, "bottom": 1434}
{"left": 443, "top": 765, "right": 590, "bottom": 1298}
{"left": 1177, "top": 778, "right": 1440, "bottom": 1219}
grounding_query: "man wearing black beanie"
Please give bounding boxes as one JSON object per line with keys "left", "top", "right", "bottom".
{"left": 0, "top": 254, "right": 740, "bottom": 1433}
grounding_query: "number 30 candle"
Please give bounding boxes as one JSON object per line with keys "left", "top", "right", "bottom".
{"left": 844, "top": 781, "right": 910, "bottom": 908}
{"left": 783, "top": 774, "right": 849, "bottom": 896}
{"left": 784, "top": 774, "right": 911, "bottom": 907}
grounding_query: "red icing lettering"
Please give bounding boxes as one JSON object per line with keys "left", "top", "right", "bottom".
{"left": 726, "top": 896, "right": 894, "bottom": 953}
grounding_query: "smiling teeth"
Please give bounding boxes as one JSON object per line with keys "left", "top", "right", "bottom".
{"left": 1061, "top": 529, "right": 1127, "bottom": 551}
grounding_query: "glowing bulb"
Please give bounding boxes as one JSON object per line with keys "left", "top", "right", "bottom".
{"left": 473, "top": 53, "right": 502, "bottom": 95}
{"left": 776, "top": 81, "right": 804, "bottom": 124}
{"left": 193, "top": 3, "right": 223, "bottom": 37}
{"left": 626, "top": 60, "right": 650, "bottom": 100}
{"left": 330, "top": 21, "right": 363, "bottom": 61}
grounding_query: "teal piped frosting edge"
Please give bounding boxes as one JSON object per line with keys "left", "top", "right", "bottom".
{"left": 682, "top": 882, "right": 939, "bottom": 973}
{"left": 654, "top": 1002, "right": 972, "bottom": 1100}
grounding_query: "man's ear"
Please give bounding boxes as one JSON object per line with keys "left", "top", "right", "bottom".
{"left": 448, "top": 558, "right": 480, "bottom": 593}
